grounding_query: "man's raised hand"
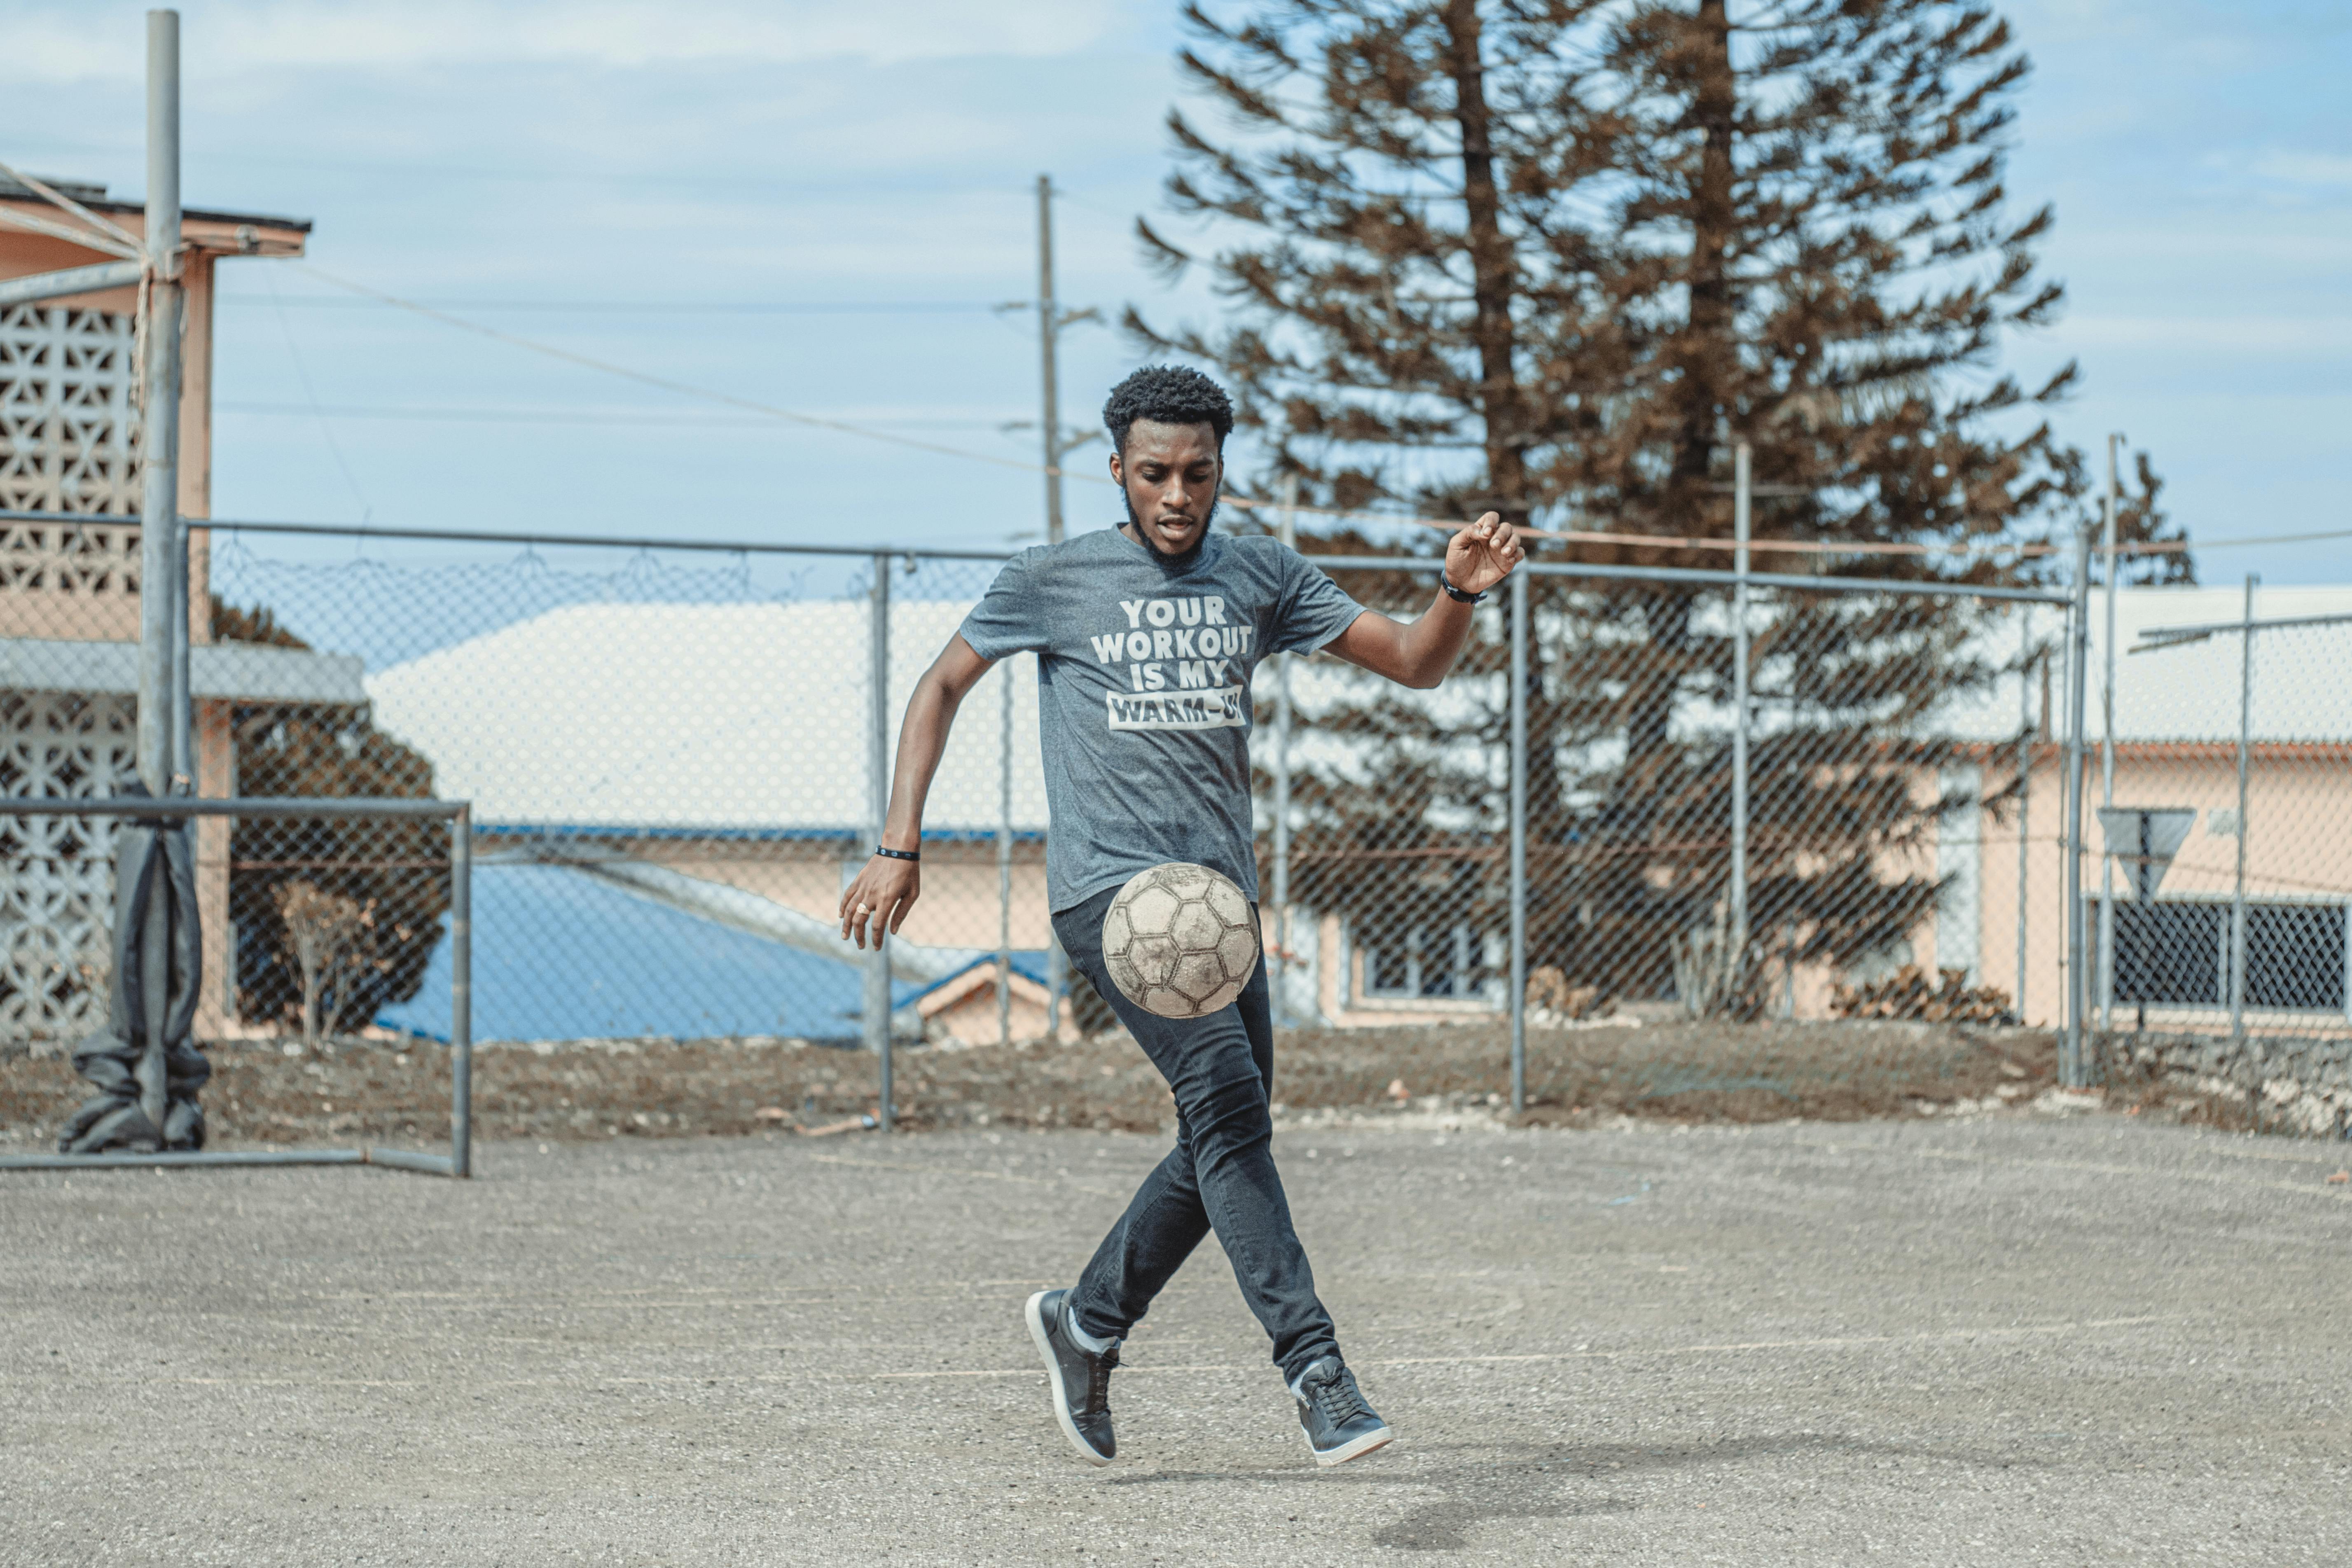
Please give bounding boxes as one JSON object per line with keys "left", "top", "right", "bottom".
{"left": 1445, "top": 512, "right": 1524, "bottom": 596}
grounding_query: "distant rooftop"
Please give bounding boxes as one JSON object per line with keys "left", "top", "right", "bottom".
{"left": 0, "top": 173, "right": 312, "bottom": 234}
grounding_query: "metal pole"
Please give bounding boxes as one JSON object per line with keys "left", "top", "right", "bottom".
{"left": 1729, "top": 442, "right": 1751, "bottom": 991}
{"left": 450, "top": 805, "right": 472, "bottom": 1178}
{"left": 866, "top": 556, "right": 894, "bottom": 1129}
{"left": 2015, "top": 626, "right": 2034, "bottom": 1021}
{"left": 1270, "top": 476, "right": 1297, "bottom": 1028}
{"left": 1037, "top": 174, "right": 1064, "bottom": 547}
{"left": 2060, "top": 523, "right": 2093, "bottom": 1087}
{"left": 997, "top": 662, "right": 1013, "bottom": 1046}
{"left": 134, "top": 9, "right": 185, "bottom": 1138}
{"left": 1035, "top": 173, "right": 1068, "bottom": 1036}
{"left": 1508, "top": 565, "right": 1529, "bottom": 1115}
{"left": 137, "top": 7, "right": 184, "bottom": 798}
{"left": 2228, "top": 574, "right": 2256, "bottom": 1045}
{"left": 2097, "top": 434, "right": 2122, "bottom": 1031}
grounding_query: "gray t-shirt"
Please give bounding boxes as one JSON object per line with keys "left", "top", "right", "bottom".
{"left": 959, "top": 525, "right": 1366, "bottom": 911}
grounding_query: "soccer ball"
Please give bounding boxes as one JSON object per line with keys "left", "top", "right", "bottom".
{"left": 1101, "top": 862, "right": 1260, "bottom": 1019}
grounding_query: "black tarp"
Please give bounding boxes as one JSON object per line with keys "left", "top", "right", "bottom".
{"left": 60, "top": 788, "right": 207, "bottom": 1153}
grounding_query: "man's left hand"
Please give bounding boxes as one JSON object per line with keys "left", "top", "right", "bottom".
{"left": 1446, "top": 512, "right": 1524, "bottom": 595}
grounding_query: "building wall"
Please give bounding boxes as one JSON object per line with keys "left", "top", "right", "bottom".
{"left": 1963, "top": 746, "right": 2346, "bottom": 1030}
{"left": 1, "top": 221, "right": 238, "bottom": 1041}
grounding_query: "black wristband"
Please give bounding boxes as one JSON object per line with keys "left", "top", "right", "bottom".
{"left": 1440, "top": 571, "right": 1485, "bottom": 605}
{"left": 874, "top": 846, "right": 919, "bottom": 863}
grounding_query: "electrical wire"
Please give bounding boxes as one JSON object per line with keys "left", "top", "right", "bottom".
{"left": 219, "top": 296, "right": 1004, "bottom": 314}
{"left": 288, "top": 262, "right": 2333, "bottom": 563}
{"left": 264, "top": 268, "right": 374, "bottom": 522}
{"left": 216, "top": 400, "right": 1021, "bottom": 429}
{"left": 295, "top": 262, "right": 1057, "bottom": 478}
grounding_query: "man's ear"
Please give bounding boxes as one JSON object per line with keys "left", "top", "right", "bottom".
{"left": 1108, "top": 449, "right": 1124, "bottom": 487}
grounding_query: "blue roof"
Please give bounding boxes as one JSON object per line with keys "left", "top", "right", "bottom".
{"left": 904, "top": 950, "right": 1052, "bottom": 1007}
{"left": 376, "top": 863, "right": 937, "bottom": 1043}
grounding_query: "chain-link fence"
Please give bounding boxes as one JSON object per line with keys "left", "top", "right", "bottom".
{"left": 0, "top": 793, "right": 472, "bottom": 1171}
{"left": 7, "top": 514, "right": 2350, "bottom": 1136}
{"left": 1268, "top": 561, "right": 2063, "bottom": 1038}
{"left": 2082, "top": 584, "right": 2352, "bottom": 1129}
{"left": 0, "top": 523, "right": 1050, "bottom": 1057}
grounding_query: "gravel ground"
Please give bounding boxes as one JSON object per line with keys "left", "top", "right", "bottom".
{"left": 3, "top": 1115, "right": 2348, "bottom": 1565}
{"left": 1, "top": 1019, "right": 2089, "bottom": 1150}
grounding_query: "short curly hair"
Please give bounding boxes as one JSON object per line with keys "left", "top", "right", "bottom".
{"left": 1102, "top": 366, "right": 1234, "bottom": 454}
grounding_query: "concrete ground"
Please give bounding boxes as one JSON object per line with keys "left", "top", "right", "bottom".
{"left": 2, "top": 1115, "right": 2347, "bottom": 1566}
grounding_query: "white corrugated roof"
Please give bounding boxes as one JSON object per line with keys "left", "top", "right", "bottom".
{"left": 2102, "top": 583, "right": 2352, "bottom": 744}
{"left": 360, "top": 583, "right": 2349, "bottom": 832}
{"left": 365, "top": 599, "right": 1047, "bottom": 830}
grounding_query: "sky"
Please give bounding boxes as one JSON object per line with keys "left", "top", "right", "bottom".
{"left": 4, "top": 0, "right": 2348, "bottom": 583}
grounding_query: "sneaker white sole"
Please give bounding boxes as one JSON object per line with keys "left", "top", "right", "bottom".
{"left": 1025, "top": 1290, "right": 1113, "bottom": 1467}
{"left": 1307, "top": 1423, "right": 1394, "bottom": 1467}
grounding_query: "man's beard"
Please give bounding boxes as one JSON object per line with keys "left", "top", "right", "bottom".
{"left": 1122, "top": 489, "right": 1218, "bottom": 568}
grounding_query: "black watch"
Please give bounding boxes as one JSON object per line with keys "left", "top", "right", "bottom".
{"left": 1440, "top": 571, "right": 1485, "bottom": 605}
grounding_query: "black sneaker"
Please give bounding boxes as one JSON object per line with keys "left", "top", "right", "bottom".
{"left": 1025, "top": 1289, "right": 1117, "bottom": 1466}
{"left": 1292, "top": 1356, "right": 1392, "bottom": 1466}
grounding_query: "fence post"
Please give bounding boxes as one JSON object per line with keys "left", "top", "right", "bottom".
{"left": 2015, "top": 625, "right": 2034, "bottom": 1022}
{"left": 1271, "top": 478, "right": 1296, "bottom": 1028}
{"left": 867, "top": 555, "right": 894, "bottom": 1130}
{"left": 2061, "top": 523, "right": 2093, "bottom": 1087}
{"left": 138, "top": 9, "right": 184, "bottom": 796}
{"left": 2228, "top": 574, "right": 2256, "bottom": 1045}
{"left": 450, "top": 804, "right": 472, "bottom": 1178}
{"left": 134, "top": 11, "right": 186, "bottom": 1137}
{"left": 1508, "top": 564, "right": 1528, "bottom": 1115}
{"left": 998, "top": 660, "right": 1013, "bottom": 1047}
{"left": 1730, "top": 442, "right": 1751, "bottom": 989}
{"left": 2097, "top": 434, "right": 2122, "bottom": 1033}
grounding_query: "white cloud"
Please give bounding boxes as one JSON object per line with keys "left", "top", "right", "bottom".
{"left": 7, "top": 0, "right": 1120, "bottom": 82}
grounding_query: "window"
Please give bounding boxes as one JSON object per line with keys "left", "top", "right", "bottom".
{"left": 2247, "top": 904, "right": 2349, "bottom": 1012}
{"left": 1357, "top": 920, "right": 1492, "bottom": 1002}
{"left": 2099, "top": 897, "right": 2348, "bottom": 1014}
{"left": 2110, "top": 902, "right": 2225, "bottom": 1007}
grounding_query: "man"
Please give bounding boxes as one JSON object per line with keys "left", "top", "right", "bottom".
{"left": 839, "top": 365, "right": 1522, "bottom": 1467}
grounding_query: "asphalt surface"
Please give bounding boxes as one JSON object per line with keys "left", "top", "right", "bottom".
{"left": 3, "top": 1115, "right": 2347, "bottom": 1565}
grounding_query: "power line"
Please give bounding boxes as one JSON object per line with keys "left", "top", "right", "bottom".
{"left": 217, "top": 400, "right": 1020, "bottom": 429}
{"left": 292, "top": 262, "right": 1056, "bottom": 477}
{"left": 262, "top": 267, "right": 372, "bottom": 521}
{"left": 283, "top": 263, "right": 2320, "bottom": 563}
{"left": 5, "top": 134, "right": 1045, "bottom": 196}
{"left": 218, "top": 296, "right": 1003, "bottom": 314}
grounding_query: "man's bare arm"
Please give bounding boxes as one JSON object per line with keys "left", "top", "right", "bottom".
{"left": 1324, "top": 514, "right": 1523, "bottom": 689}
{"left": 838, "top": 632, "right": 994, "bottom": 950}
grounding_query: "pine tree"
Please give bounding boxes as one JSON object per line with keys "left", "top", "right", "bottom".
{"left": 212, "top": 598, "right": 447, "bottom": 1037}
{"left": 1143, "top": 1, "right": 2167, "bottom": 1011}
{"left": 2114, "top": 449, "right": 2192, "bottom": 587}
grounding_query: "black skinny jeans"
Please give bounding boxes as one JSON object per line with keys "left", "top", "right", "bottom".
{"left": 1054, "top": 884, "right": 1341, "bottom": 1382}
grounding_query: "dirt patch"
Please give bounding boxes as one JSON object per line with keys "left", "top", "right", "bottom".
{"left": 0, "top": 1019, "right": 2076, "bottom": 1150}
